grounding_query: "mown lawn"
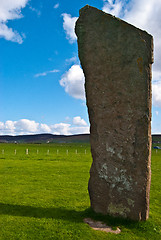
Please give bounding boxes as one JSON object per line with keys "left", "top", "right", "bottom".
{"left": 0, "top": 143, "right": 160, "bottom": 240}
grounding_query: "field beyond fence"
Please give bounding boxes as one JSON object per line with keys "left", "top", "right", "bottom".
{"left": 0, "top": 143, "right": 161, "bottom": 240}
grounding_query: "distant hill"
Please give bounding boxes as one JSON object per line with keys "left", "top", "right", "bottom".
{"left": 152, "top": 135, "right": 161, "bottom": 144}
{"left": 0, "top": 133, "right": 90, "bottom": 144}
{"left": 0, "top": 133, "right": 160, "bottom": 144}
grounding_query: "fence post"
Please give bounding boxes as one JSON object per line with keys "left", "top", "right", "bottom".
{"left": 26, "top": 149, "right": 28, "bottom": 155}
{"left": 47, "top": 149, "right": 49, "bottom": 155}
{"left": 37, "top": 149, "right": 39, "bottom": 154}
{"left": 57, "top": 149, "right": 59, "bottom": 155}
{"left": 2, "top": 149, "right": 4, "bottom": 154}
{"left": 66, "top": 149, "right": 68, "bottom": 155}
{"left": 75, "top": 149, "right": 77, "bottom": 154}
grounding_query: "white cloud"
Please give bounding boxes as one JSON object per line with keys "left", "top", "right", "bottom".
{"left": 29, "top": 6, "right": 41, "bottom": 16}
{"left": 102, "top": 0, "right": 123, "bottom": 16}
{"left": 0, "top": 0, "right": 28, "bottom": 22}
{"left": 153, "top": 71, "right": 161, "bottom": 83}
{"left": 61, "top": 13, "right": 78, "bottom": 43}
{"left": 0, "top": 120, "right": 15, "bottom": 135}
{"left": 0, "top": 23, "right": 24, "bottom": 43}
{"left": 64, "top": 116, "right": 71, "bottom": 124}
{"left": 60, "top": 64, "right": 85, "bottom": 100}
{"left": 152, "top": 71, "right": 161, "bottom": 108}
{"left": 65, "top": 56, "right": 77, "bottom": 64}
{"left": 155, "top": 111, "right": 159, "bottom": 116}
{"left": 0, "top": 117, "right": 89, "bottom": 135}
{"left": 0, "top": 122, "right": 4, "bottom": 129}
{"left": 51, "top": 123, "right": 71, "bottom": 135}
{"left": 34, "top": 69, "right": 59, "bottom": 78}
{"left": 54, "top": 3, "right": 59, "bottom": 9}
{"left": 5, "top": 120, "right": 15, "bottom": 133}
{"left": 69, "top": 126, "right": 89, "bottom": 135}
{"left": 0, "top": 0, "right": 28, "bottom": 43}
{"left": 50, "top": 118, "right": 89, "bottom": 135}
{"left": 73, "top": 116, "right": 87, "bottom": 126}
{"left": 152, "top": 83, "right": 161, "bottom": 108}
{"left": 40, "top": 123, "right": 51, "bottom": 133}
{"left": 14, "top": 119, "right": 39, "bottom": 133}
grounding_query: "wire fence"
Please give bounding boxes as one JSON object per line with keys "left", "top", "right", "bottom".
{"left": 0, "top": 148, "right": 89, "bottom": 156}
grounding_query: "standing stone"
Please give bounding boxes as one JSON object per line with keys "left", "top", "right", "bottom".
{"left": 75, "top": 5, "right": 153, "bottom": 221}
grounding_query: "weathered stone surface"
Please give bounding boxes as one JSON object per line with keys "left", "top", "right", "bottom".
{"left": 75, "top": 5, "right": 153, "bottom": 221}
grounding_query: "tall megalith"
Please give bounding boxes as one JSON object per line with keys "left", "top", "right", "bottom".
{"left": 75, "top": 5, "right": 153, "bottom": 221}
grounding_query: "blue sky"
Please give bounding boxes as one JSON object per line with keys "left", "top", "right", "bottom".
{"left": 0, "top": 0, "right": 161, "bottom": 135}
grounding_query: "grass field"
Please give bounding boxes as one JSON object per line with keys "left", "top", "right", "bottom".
{"left": 0, "top": 143, "right": 161, "bottom": 240}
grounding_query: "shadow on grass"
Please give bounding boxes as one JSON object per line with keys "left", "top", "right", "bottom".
{"left": 0, "top": 202, "right": 134, "bottom": 225}
{"left": 0, "top": 203, "right": 84, "bottom": 223}
{"left": 0, "top": 202, "right": 158, "bottom": 236}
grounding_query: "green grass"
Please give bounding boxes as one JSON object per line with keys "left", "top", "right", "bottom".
{"left": 0, "top": 143, "right": 161, "bottom": 240}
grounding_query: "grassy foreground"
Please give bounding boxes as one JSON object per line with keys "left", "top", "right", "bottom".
{"left": 0, "top": 143, "right": 161, "bottom": 240}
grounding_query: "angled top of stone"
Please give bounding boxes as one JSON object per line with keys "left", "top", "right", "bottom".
{"left": 79, "top": 5, "right": 152, "bottom": 36}
{"left": 75, "top": 5, "right": 154, "bottom": 70}
{"left": 75, "top": 5, "right": 153, "bottom": 59}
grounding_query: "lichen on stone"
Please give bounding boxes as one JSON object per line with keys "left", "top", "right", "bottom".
{"left": 127, "top": 198, "right": 135, "bottom": 207}
{"left": 108, "top": 203, "right": 130, "bottom": 218}
{"left": 99, "top": 164, "right": 133, "bottom": 192}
